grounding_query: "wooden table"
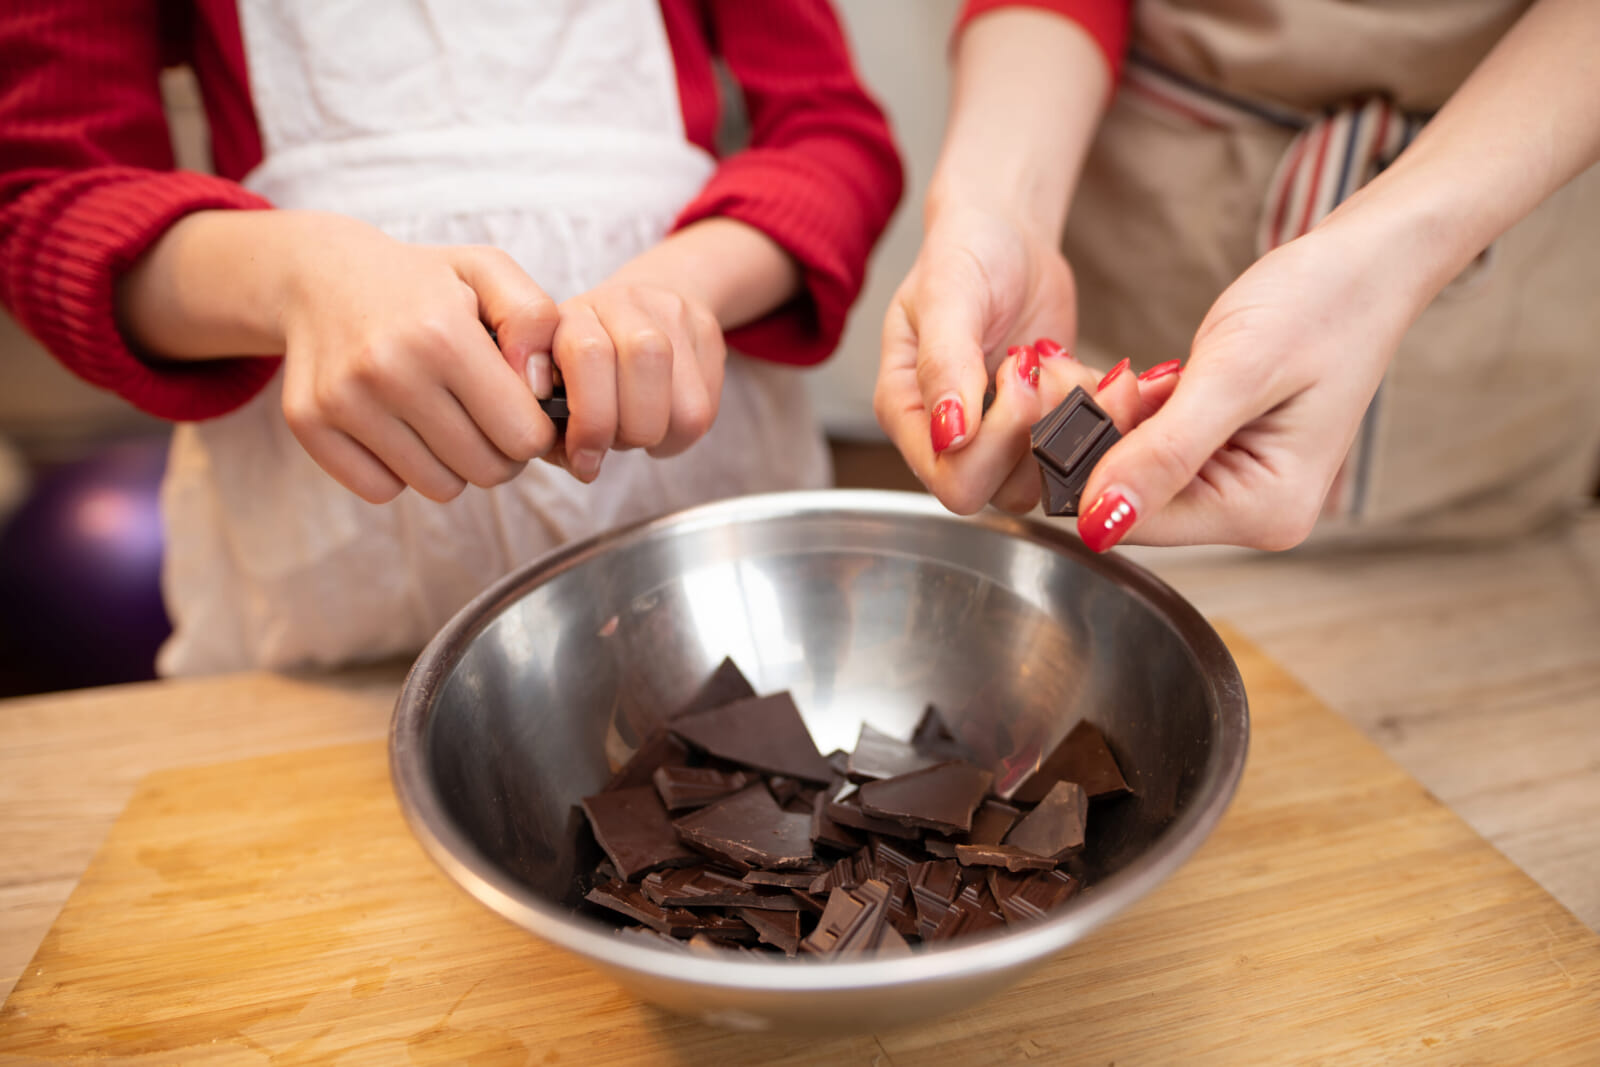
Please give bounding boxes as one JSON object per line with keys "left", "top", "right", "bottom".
{"left": 2, "top": 628, "right": 1597, "bottom": 1064}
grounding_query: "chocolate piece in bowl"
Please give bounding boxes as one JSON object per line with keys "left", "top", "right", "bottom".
{"left": 910, "top": 704, "right": 979, "bottom": 764}
{"left": 641, "top": 866, "right": 803, "bottom": 910}
{"left": 672, "top": 782, "right": 817, "bottom": 870}
{"left": 1010, "top": 719, "right": 1132, "bottom": 804}
{"left": 1003, "top": 780, "right": 1088, "bottom": 861}
{"left": 603, "top": 729, "right": 690, "bottom": 792}
{"left": 846, "top": 723, "right": 945, "bottom": 781}
{"left": 825, "top": 781, "right": 922, "bottom": 839}
{"left": 580, "top": 786, "right": 698, "bottom": 880}
{"left": 738, "top": 907, "right": 804, "bottom": 956}
{"left": 651, "top": 765, "right": 752, "bottom": 811}
{"left": 800, "top": 880, "right": 907, "bottom": 956}
{"left": 857, "top": 761, "right": 993, "bottom": 835}
{"left": 953, "top": 844, "right": 1057, "bottom": 873}
{"left": 988, "top": 868, "right": 1082, "bottom": 925}
{"left": 670, "top": 693, "right": 834, "bottom": 783}
{"left": 810, "top": 790, "right": 864, "bottom": 852}
{"left": 672, "top": 656, "right": 758, "bottom": 720}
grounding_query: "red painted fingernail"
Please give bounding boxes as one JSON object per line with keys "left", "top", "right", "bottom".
{"left": 1011, "top": 344, "right": 1040, "bottom": 389}
{"left": 1097, "top": 358, "right": 1131, "bottom": 391}
{"left": 930, "top": 397, "right": 966, "bottom": 455}
{"left": 1034, "top": 338, "right": 1073, "bottom": 360}
{"left": 1078, "top": 488, "right": 1138, "bottom": 553}
{"left": 1138, "top": 359, "right": 1182, "bottom": 383}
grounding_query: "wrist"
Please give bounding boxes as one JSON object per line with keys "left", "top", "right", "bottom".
{"left": 610, "top": 219, "right": 799, "bottom": 330}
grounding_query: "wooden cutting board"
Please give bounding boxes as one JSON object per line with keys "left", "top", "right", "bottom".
{"left": 3, "top": 632, "right": 1598, "bottom": 1065}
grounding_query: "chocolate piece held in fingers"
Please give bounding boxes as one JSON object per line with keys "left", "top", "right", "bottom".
{"left": 1029, "top": 386, "right": 1122, "bottom": 517}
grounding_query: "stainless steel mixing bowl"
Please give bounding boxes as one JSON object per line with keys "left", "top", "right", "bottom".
{"left": 390, "top": 490, "right": 1248, "bottom": 1031}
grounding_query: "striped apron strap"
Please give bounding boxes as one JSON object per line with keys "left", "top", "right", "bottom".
{"left": 1123, "top": 53, "right": 1431, "bottom": 520}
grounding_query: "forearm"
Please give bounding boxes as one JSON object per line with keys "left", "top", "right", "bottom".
{"left": 609, "top": 218, "right": 800, "bottom": 331}
{"left": 929, "top": 9, "right": 1114, "bottom": 235}
{"left": 115, "top": 209, "right": 333, "bottom": 362}
{"left": 1320, "top": 0, "right": 1600, "bottom": 312}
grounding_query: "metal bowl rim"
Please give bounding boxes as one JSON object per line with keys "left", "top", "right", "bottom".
{"left": 390, "top": 489, "right": 1248, "bottom": 994}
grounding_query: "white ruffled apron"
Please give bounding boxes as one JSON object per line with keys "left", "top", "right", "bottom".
{"left": 158, "top": 0, "right": 829, "bottom": 675}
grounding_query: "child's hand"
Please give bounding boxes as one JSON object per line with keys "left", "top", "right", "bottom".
{"left": 547, "top": 281, "right": 727, "bottom": 483}
{"left": 275, "top": 215, "right": 561, "bottom": 503}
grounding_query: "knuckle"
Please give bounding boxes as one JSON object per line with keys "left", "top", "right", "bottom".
{"left": 674, "top": 390, "right": 715, "bottom": 443}
{"left": 626, "top": 328, "right": 672, "bottom": 366}
{"left": 1253, "top": 491, "right": 1320, "bottom": 551}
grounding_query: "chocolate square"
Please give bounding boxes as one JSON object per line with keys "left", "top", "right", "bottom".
{"left": 1030, "top": 387, "right": 1121, "bottom": 517}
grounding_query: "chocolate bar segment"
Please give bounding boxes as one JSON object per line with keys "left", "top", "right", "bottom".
{"left": 672, "top": 783, "right": 816, "bottom": 870}
{"left": 580, "top": 786, "right": 698, "bottom": 880}
{"left": 1003, "top": 780, "right": 1088, "bottom": 861}
{"left": 1029, "top": 386, "right": 1121, "bottom": 517}
{"left": 671, "top": 693, "right": 834, "bottom": 783}
{"left": 857, "top": 761, "right": 993, "bottom": 835}
{"left": 1010, "top": 719, "right": 1132, "bottom": 804}
{"left": 846, "top": 723, "right": 945, "bottom": 782}
{"left": 652, "top": 765, "right": 752, "bottom": 811}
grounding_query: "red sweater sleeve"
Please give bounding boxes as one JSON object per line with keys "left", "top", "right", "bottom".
{"left": 0, "top": 0, "right": 280, "bottom": 422}
{"left": 670, "top": 0, "right": 904, "bottom": 367}
{"left": 956, "top": 1, "right": 1132, "bottom": 82}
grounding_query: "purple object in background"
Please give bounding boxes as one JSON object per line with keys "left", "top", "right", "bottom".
{"left": 0, "top": 437, "right": 171, "bottom": 694}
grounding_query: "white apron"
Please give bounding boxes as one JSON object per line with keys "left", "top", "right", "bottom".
{"left": 158, "top": 0, "right": 830, "bottom": 675}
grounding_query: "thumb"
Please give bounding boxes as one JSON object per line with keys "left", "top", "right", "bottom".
{"left": 1075, "top": 369, "right": 1246, "bottom": 552}
{"left": 448, "top": 246, "right": 561, "bottom": 391}
{"left": 905, "top": 258, "right": 993, "bottom": 458}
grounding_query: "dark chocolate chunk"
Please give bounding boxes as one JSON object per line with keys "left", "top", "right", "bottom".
{"left": 1003, "top": 780, "right": 1087, "bottom": 861}
{"left": 909, "top": 859, "right": 964, "bottom": 940}
{"left": 641, "top": 866, "right": 803, "bottom": 910}
{"left": 923, "top": 837, "right": 957, "bottom": 859}
{"left": 825, "top": 781, "right": 923, "bottom": 839}
{"left": 672, "top": 783, "right": 816, "bottom": 870}
{"left": 651, "top": 765, "right": 752, "bottom": 811}
{"left": 989, "top": 868, "right": 1081, "bottom": 925}
{"left": 825, "top": 749, "right": 851, "bottom": 777}
{"left": 800, "top": 880, "right": 895, "bottom": 956}
{"left": 810, "top": 791, "right": 864, "bottom": 852}
{"left": 737, "top": 907, "right": 803, "bottom": 956}
{"left": 790, "top": 889, "right": 827, "bottom": 914}
{"left": 580, "top": 786, "right": 698, "bottom": 880}
{"left": 1010, "top": 719, "right": 1131, "bottom": 804}
{"left": 857, "top": 761, "right": 994, "bottom": 835}
{"left": 846, "top": 723, "right": 945, "bottom": 782}
{"left": 742, "top": 870, "right": 817, "bottom": 889}
{"left": 586, "top": 881, "right": 703, "bottom": 937}
{"left": 671, "top": 693, "right": 834, "bottom": 783}
{"left": 768, "top": 776, "right": 805, "bottom": 805}
{"left": 672, "top": 657, "right": 758, "bottom": 720}
{"left": 911, "top": 705, "right": 979, "bottom": 763}
{"left": 1029, "top": 386, "right": 1121, "bottom": 517}
{"left": 928, "top": 883, "right": 1006, "bottom": 942}
{"left": 869, "top": 836, "right": 922, "bottom": 885}
{"left": 953, "top": 843, "right": 1057, "bottom": 872}
{"left": 809, "top": 846, "right": 872, "bottom": 894}
{"left": 604, "top": 728, "right": 691, "bottom": 792}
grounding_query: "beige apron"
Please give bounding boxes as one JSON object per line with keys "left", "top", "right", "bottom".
{"left": 157, "top": 0, "right": 830, "bottom": 675}
{"left": 1065, "top": 0, "right": 1600, "bottom": 542}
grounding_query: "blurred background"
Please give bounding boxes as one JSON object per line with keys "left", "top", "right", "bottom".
{"left": 0, "top": 0, "right": 957, "bottom": 695}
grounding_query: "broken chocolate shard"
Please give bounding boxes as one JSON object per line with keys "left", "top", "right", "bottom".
{"left": 742, "top": 870, "right": 817, "bottom": 889}
{"left": 825, "top": 781, "right": 923, "bottom": 839}
{"left": 800, "top": 880, "right": 894, "bottom": 957}
{"left": 672, "top": 656, "right": 758, "bottom": 720}
{"left": 738, "top": 907, "right": 804, "bottom": 956}
{"left": 857, "top": 761, "right": 994, "bottom": 835}
{"left": 810, "top": 790, "right": 864, "bottom": 852}
{"left": 809, "top": 846, "right": 872, "bottom": 895}
{"left": 846, "top": 723, "right": 945, "bottom": 782}
{"left": 953, "top": 843, "right": 1057, "bottom": 872}
{"left": 990, "top": 868, "right": 1082, "bottom": 925}
{"left": 1029, "top": 386, "right": 1121, "bottom": 517}
{"left": 580, "top": 786, "right": 698, "bottom": 881}
{"left": 910, "top": 705, "right": 979, "bottom": 763}
{"left": 909, "top": 858, "right": 963, "bottom": 940}
{"left": 671, "top": 693, "right": 834, "bottom": 783}
{"left": 1010, "top": 719, "right": 1131, "bottom": 804}
{"left": 672, "top": 783, "right": 816, "bottom": 870}
{"left": 604, "top": 728, "right": 691, "bottom": 792}
{"left": 964, "top": 799, "right": 1023, "bottom": 846}
{"left": 641, "top": 866, "right": 803, "bottom": 910}
{"left": 928, "top": 882, "right": 1006, "bottom": 942}
{"left": 1003, "top": 780, "right": 1087, "bottom": 861}
{"left": 869, "top": 836, "right": 921, "bottom": 885}
{"left": 651, "top": 764, "right": 752, "bottom": 811}
{"left": 586, "top": 881, "right": 703, "bottom": 937}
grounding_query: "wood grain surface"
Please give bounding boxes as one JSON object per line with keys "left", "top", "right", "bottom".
{"left": 2, "top": 632, "right": 1596, "bottom": 1065}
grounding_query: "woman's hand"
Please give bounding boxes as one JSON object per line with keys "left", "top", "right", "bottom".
{"left": 544, "top": 280, "right": 726, "bottom": 483}
{"left": 273, "top": 215, "right": 560, "bottom": 503}
{"left": 1074, "top": 222, "right": 1417, "bottom": 551}
{"left": 875, "top": 199, "right": 1094, "bottom": 514}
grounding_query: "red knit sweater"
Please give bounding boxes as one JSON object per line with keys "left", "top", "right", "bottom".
{"left": 0, "top": 0, "right": 1124, "bottom": 423}
{"left": 0, "top": 0, "right": 913, "bottom": 421}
